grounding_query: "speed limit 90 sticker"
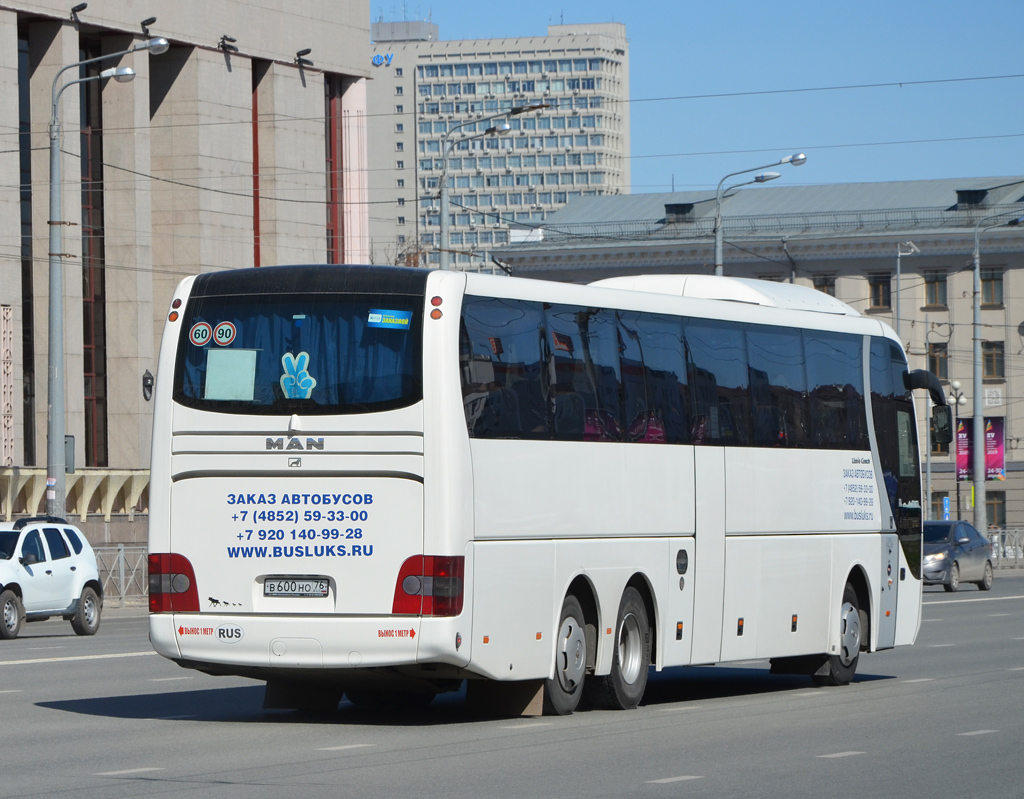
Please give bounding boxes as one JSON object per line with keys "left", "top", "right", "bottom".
{"left": 214, "top": 322, "right": 236, "bottom": 346}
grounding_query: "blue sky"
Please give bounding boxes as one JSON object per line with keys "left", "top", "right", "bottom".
{"left": 375, "top": 0, "right": 1023, "bottom": 193}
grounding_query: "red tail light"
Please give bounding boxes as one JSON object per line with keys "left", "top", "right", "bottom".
{"left": 149, "top": 553, "right": 200, "bottom": 613}
{"left": 392, "top": 555, "right": 465, "bottom": 617}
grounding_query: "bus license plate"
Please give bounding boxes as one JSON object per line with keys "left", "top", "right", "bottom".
{"left": 263, "top": 577, "right": 330, "bottom": 598}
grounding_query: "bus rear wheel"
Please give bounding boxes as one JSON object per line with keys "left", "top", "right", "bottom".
{"left": 812, "top": 582, "right": 862, "bottom": 687}
{"left": 543, "top": 594, "right": 587, "bottom": 715}
{"left": 586, "top": 587, "right": 651, "bottom": 710}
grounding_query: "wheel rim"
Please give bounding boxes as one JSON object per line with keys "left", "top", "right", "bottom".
{"left": 838, "top": 600, "right": 861, "bottom": 667}
{"left": 617, "top": 612, "right": 644, "bottom": 685}
{"left": 555, "top": 615, "right": 586, "bottom": 693}
{"left": 984, "top": 564, "right": 993, "bottom": 587}
{"left": 950, "top": 564, "right": 959, "bottom": 589}
{"left": 3, "top": 598, "right": 16, "bottom": 632}
{"left": 83, "top": 595, "right": 97, "bottom": 628}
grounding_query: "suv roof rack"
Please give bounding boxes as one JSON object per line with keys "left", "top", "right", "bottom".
{"left": 13, "top": 515, "right": 70, "bottom": 530}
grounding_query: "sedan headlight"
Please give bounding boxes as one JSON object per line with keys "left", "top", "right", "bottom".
{"left": 925, "top": 552, "right": 946, "bottom": 563}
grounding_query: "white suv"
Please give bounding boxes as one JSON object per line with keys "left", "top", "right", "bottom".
{"left": 0, "top": 516, "right": 103, "bottom": 639}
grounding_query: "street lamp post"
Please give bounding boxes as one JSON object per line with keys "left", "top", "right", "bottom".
{"left": 438, "top": 104, "right": 547, "bottom": 270}
{"left": 895, "top": 241, "right": 919, "bottom": 344}
{"left": 713, "top": 153, "right": 806, "bottom": 277}
{"left": 969, "top": 212, "right": 1024, "bottom": 533}
{"left": 46, "top": 37, "right": 168, "bottom": 518}
{"left": 947, "top": 380, "right": 968, "bottom": 519}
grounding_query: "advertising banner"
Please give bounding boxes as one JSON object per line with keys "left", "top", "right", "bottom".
{"left": 955, "top": 416, "right": 1005, "bottom": 481}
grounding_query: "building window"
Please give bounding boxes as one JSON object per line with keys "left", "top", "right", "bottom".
{"left": 812, "top": 275, "right": 836, "bottom": 296}
{"left": 397, "top": 217, "right": 406, "bottom": 225}
{"left": 395, "top": 86, "right": 404, "bottom": 95}
{"left": 924, "top": 271, "right": 947, "bottom": 307}
{"left": 395, "top": 67, "right": 403, "bottom": 77}
{"left": 395, "top": 104, "right": 404, "bottom": 113}
{"left": 982, "top": 341, "right": 1004, "bottom": 379}
{"left": 397, "top": 198, "right": 405, "bottom": 206}
{"left": 396, "top": 160, "right": 405, "bottom": 169}
{"left": 397, "top": 179, "right": 405, "bottom": 188}
{"left": 987, "top": 490, "right": 1006, "bottom": 528}
{"left": 395, "top": 142, "right": 404, "bottom": 151}
{"left": 981, "top": 268, "right": 1003, "bottom": 305}
{"left": 325, "top": 74, "right": 346, "bottom": 264}
{"left": 395, "top": 123, "right": 404, "bottom": 133}
{"left": 17, "top": 29, "right": 35, "bottom": 464}
{"left": 868, "top": 274, "right": 891, "bottom": 309}
{"left": 80, "top": 38, "right": 109, "bottom": 466}
{"left": 930, "top": 492, "right": 949, "bottom": 520}
{"left": 927, "top": 342, "right": 948, "bottom": 381}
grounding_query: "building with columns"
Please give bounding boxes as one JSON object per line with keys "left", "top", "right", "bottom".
{"left": 0, "top": 1, "right": 370, "bottom": 538}
{"left": 497, "top": 176, "right": 1024, "bottom": 529}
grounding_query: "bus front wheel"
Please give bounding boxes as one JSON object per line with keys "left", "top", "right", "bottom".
{"left": 813, "top": 582, "right": 862, "bottom": 687}
{"left": 544, "top": 594, "right": 587, "bottom": 715}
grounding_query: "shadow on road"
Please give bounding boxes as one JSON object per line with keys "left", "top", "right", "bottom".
{"left": 36, "top": 663, "right": 894, "bottom": 725}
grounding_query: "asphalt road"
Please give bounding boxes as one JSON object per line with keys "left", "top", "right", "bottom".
{"left": 2, "top": 575, "right": 1022, "bottom": 799}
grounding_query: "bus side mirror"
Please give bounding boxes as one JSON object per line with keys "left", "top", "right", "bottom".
{"left": 931, "top": 405, "right": 952, "bottom": 446}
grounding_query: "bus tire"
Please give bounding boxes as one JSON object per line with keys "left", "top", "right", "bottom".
{"left": 813, "top": 582, "right": 862, "bottom": 686}
{"left": 70, "top": 587, "right": 101, "bottom": 636}
{"left": 1, "top": 589, "right": 23, "bottom": 640}
{"left": 586, "top": 587, "right": 651, "bottom": 710}
{"left": 544, "top": 594, "right": 587, "bottom": 715}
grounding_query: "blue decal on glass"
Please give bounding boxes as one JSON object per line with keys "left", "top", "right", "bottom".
{"left": 367, "top": 309, "right": 412, "bottom": 330}
{"left": 280, "top": 351, "right": 317, "bottom": 399}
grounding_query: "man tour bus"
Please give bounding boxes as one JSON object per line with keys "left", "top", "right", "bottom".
{"left": 149, "top": 265, "right": 951, "bottom": 714}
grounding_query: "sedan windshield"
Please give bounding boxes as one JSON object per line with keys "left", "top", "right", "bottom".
{"left": 923, "top": 522, "right": 953, "bottom": 544}
{"left": 0, "top": 531, "right": 18, "bottom": 560}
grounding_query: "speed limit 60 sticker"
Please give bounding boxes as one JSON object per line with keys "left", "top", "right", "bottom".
{"left": 189, "top": 322, "right": 212, "bottom": 346}
{"left": 214, "top": 322, "right": 236, "bottom": 346}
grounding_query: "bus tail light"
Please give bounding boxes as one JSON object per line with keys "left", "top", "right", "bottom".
{"left": 149, "top": 553, "right": 200, "bottom": 613}
{"left": 392, "top": 555, "right": 464, "bottom": 617}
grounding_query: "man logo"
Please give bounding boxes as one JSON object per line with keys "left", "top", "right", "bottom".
{"left": 266, "top": 437, "right": 324, "bottom": 451}
{"left": 217, "top": 624, "right": 244, "bottom": 643}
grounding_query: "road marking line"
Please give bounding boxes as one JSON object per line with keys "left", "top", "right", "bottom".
{"left": 1008, "top": 667, "right": 1024, "bottom": 671}
{"left": 957, "top": 730, "right": 997, "bottom": 736}
{"left": 818, "top": 751, "right": 865, "bottom": 759}
{"left": 156, "top": 715, "right": 196, "bottom": 720}
{"left": 989, "top": 613, "right": 1012, "bottom": 617}
{"left": 500, "top": 722, "right": 552, "bottom": 730}
{"left": 94, "top": 768, "right": 165, "bottom": 776}
{"left": 925, "top": 594, "right": 1024, "bottom": 605}
{"left": 902, "top": 678, "right": 935, "bottom": 683}
{"left": 149, "top": 676, "right": 194, "bottom": 682}
{"left": 0, "top": 689, "right": 22, "bottom": 694}
{"left": 1013, "top": 637, "right": 1024, "bottom": 641}
{"left": 792, "top": 691, "right": 823, "bottom": 697}
{"left": 921, "top": 618, "right": 943, "bottom": 622}
{"left": 646, "top": 776, "right": 703, "bottom": 783}
{"left": 0, "top": 651, "right": 156, "bottom": 667}
{"left": 317, "top": 744, "right": 375, "bottom": 752}
{"left": 928, "top": 644, "right": 956, "bottom": 648}
{"left": 656, "top": 705, "right": 698, "bottom": 712}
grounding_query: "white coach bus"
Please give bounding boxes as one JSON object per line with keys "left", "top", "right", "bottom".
{"left": 148, "top": 265, "right": 951, "bottom": 714}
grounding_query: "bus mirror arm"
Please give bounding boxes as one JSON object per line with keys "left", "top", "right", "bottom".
{"left": 908, "top": 369, "right": 947, "bottom": 407}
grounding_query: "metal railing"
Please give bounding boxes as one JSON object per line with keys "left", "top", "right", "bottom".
{"left": 94, "top": 545, "right": 148, "bottom": 607}
{"left": 987, "top": 529, "right": 1023, "bottom": 570}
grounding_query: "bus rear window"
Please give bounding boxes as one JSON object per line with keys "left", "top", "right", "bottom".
{"left": 173, "top": 293, "right": 423, "bottom": 415}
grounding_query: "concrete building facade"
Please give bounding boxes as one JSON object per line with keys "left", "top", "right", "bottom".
{"left": 0, "top": 1, "right": 370, "bottom": 536}
{"left": 367, "top": 20, "right": 629, "bottom": 269}
{"left": 497, "top": 177, "right": 1024, "bottom": 529}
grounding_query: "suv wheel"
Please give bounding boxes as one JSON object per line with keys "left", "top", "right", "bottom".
{"left": 0, "top": 589, "right": 24, "bottom": 639}
{"left": 70, "top": 587, "right": 101, "bottom": 636}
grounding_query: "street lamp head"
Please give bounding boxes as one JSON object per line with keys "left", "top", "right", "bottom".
{"left": 134, "top": 36, "right": 170, "bottom": 54}
{"left": 898, "top": 240, "right": 920, "bottom": 255}
{"left": 951, "top": 380, "right": 962, "bottom": 391}
{"left": 484, "top": 122, "right": 512, "bottom": 136}
{"left": 511, "top": 103, "right": 551, "bottom": 115}
{"left": 754, "top": 171, "right": 781, "bottom": 183}
{"left": 780, "top": 153, "right": 807, "bottom": 167}
{"left": 100, "top": 66, "right": 136, "bottom": 83}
